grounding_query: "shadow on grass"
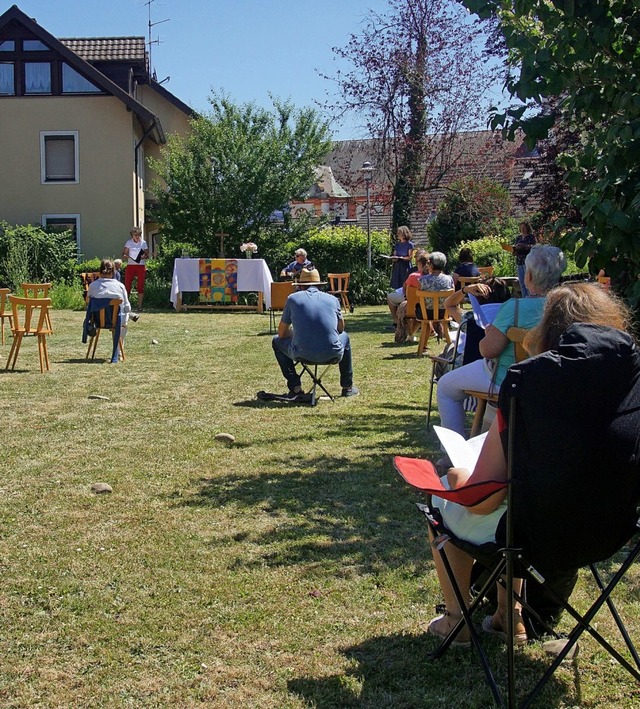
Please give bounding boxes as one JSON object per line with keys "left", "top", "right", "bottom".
{"left": 288, "top": 632, "right": 570, "bottom": 708}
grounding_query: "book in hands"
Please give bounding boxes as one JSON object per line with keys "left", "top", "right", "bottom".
{"left": 433, "top": 425, "right": 488, "bottom": 471}
{"left": 468, "top": 293, "right": 502, "bottom": 330}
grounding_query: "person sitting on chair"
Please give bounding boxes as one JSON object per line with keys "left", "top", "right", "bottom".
{"left": 436, "top": 245, "right": 566, "bottom": 439}
{"left": 270, "top": 266, "right": 359, "bottom": 402}
{"left": 280, "top": 248, "right": 311, "bottom": 278}
{"left": 86, "top": 259, "right": 136, "bottom": 345}
{"left": 426, "top": 282, "right": 635, "bottom": 647}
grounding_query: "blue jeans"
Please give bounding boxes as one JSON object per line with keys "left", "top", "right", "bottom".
{"left": 517, "top": 264, "right": 529, "bottom": 297}
{"left": 272, "top": 334, "right": 353, "bottom": 391}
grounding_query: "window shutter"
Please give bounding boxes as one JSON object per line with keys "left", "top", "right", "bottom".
{"left": 45, "top": 137, "right": 75, "bottom": 180}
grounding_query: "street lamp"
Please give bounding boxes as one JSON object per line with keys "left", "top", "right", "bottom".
{"left": 361, "top": 161, "right": 373, "bottom": 269}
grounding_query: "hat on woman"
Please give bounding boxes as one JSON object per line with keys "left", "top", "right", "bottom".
{"left": 297, "top": 267, "right": 327, "bottom": 286}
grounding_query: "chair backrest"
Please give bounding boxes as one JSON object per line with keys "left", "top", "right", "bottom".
{"left": 90, "top": 298, "right": 122, "bottom": 331}
{"left": 270, "top": 281, "right": 295, "bottom": 310}
{"left": 0, "top": 287, "right": 10, "bottom": 315}
{"left": 506, "top": 326, "right": 529, "bottom": 363}
{"left": 415, "top": 289, "right": 455, "bottom": 321}
{"left": 405, "top": 286, "right": 419, "bottom": 318}
{"left": 457, "top": 276, "right": 481, "bottom": 290}
{"left": 9, "top": 295, "right": 52, "bottom": 334}
{"left": 502, "top": 324, "right": 640, "bottom": 571}
{"left": 21, "top": 282, "right": 52, "bottom": 299}
{"left": 327, "top": 273, "right": 350, "bottom": 292}
{"left": 597, "top": 275, "right": 611, "bottom": 289}
{"left": 478, "top": 266, "right": 494, "bottom": 278}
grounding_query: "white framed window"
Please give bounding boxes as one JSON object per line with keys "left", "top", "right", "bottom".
{"left": 40, "top": 131, "right": 79, "bottom": 184}
{"left": 41, "top": 214, "right": 81, "bottom": 253}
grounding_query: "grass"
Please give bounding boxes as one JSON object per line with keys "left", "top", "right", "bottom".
{"left": 1, "top": 305, "right": 639, "bottom": 708}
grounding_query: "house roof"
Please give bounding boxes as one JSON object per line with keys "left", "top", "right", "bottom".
{"left": 60, "top": 36, "right": 147, "bottom": 64}
{"left": 0, "top": 5, "right": 174, "bottom": 143}
{"left": 308, "top": 166, "right": 351, "bottom": 199}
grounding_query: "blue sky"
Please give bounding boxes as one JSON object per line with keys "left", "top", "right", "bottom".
{"left": 10, "top": 0, "right": 394, "bottom": 139}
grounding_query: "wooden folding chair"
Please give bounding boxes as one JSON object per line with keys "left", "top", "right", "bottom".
{"left": 80, "top": 272, "right": 101, "bottom": 305}
{"left": 327, "top": 273, "right": 353, "bottom": 313}
{"left": 5, "top": 295, "right": 53, "bottom": 373}
{"left": 415, "top": 289, "right": 455, "bottom": 356}
{"left": 477, "top": 266, "right": 494, "bottom": 278}
{"left": 21, "top": 282, "right": 53, "bottom": 330}
{"left": 85, "top": 298, "right": 125, "bottom": 363}
{"left": 0, "top": 287, "right": 13, "bottom": 345}
{"left": 269, "top": 282, "right": 295, "bottom": 333}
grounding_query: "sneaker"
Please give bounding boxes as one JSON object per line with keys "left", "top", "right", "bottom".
{"left": 341, "top": 386, "right": 360, "bottom": 397}
{"left": 129, "top": 313, "right": 140, "bottom": 322}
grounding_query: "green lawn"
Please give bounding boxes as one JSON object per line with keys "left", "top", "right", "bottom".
{"left": 0, "top": 306, "right": 638, "bottom": 708}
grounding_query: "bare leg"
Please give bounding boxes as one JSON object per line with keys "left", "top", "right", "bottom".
{"left": 137, "top": 291, "right": 144, "bottom": 310}
{"left": 428, "top": 527, "right": 474, "bottom": 641}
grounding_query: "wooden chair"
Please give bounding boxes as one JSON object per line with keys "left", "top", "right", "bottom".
{"left": 5, "top": 295, "right": 53, "bottom": 373}
{"left": 269, "top": 281, "right": 295, "bottom": 333}
{"left": 85, "top": 298, "right": 125, "bottom": 363}
{"left": 465, "top": 326, "right": 529, "bottom": 437}
{"left": 597, "top": 275, "right": 611, "bottom": 289}
{"left": 80, "top": 272, "right": 101, "bottom": 304}
{"left": 457, "top": 276, "right": 481, "bottom": 290}
{"left": 0, "top": 287, "right": 12, "bottom": 345}
{"left": 327, "top": 273, "right": 352, "bottom": 313}
{"left": 21, "top": 282, "right": 53, "bottom": 330}
{"left": 477, "top": 266, "right": 494, "bottom": 278}
{"left": 414, "top": 289, "right": 455, "bottom": 356}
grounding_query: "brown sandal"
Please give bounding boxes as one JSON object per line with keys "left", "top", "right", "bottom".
{"left": 481, "top": 611, "right": 528, "bottom": 645}
{"left": 427, "top": 611, "right": 471, "bottom": 648}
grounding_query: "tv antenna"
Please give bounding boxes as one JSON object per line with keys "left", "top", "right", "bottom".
{"left": 145, "top": 0, "right": 169, "bottom": 80}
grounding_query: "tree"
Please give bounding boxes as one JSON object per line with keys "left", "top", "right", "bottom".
{"left": 149, "top": 95, "right": 332, "bottom": 256}
{"left": 428, "top": 177, "right": 514, "bottom": 256}
{"left": 463, "top": 0, "right": 640, "bottom": 302}
{"left": 326, "top": 0, "right": 500, "bottom": 233}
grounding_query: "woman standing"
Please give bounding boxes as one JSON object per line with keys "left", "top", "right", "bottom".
{"left": 390, "top": 226, "right": 415, "bottom": 289}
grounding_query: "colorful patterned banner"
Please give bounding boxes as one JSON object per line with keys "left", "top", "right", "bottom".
{"left": 199, "top": 259, "right": 238, "bottom": 304}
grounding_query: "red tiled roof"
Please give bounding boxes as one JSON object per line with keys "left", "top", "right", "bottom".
{"left": 60, "top": 37, "right": 146, "bottom": 64}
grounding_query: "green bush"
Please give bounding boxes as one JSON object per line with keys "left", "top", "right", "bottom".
{"left": 0, "top": 222, "right": 77, "bottom": 289}
{"left": 142, "top": 270, "right": 173, "bottom": 309}
{"left": 73, "top": 258, "right": 102, "bottom": 275}
{"left": 50, "top": 281, "right": 86, "bottom": 310}
{"left": 428, "top": 178, "right": 515, "bottom": 256}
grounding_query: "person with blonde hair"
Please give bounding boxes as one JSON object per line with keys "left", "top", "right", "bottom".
{"left": 426, "top": 281, "right": 636, "bottom": 646}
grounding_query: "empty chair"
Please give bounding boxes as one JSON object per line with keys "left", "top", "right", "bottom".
{"left": 21, "top": 282, "right": 53, "bottom": 330}
{"left": 0, "top": 287, "right": 12, "bottom": 345}
{"left": 84, "top": 298, "right": 125, "bottom": 363}
{"left": 5, "top": 295, "right": 53, "bottom": 373}
{"left": 269, "top": 281, "right": 295, "bottom": 333}
{"left": 327, "top": 273, "right": 352, "bottom": 313}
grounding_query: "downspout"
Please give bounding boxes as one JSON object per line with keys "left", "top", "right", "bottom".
{"left": 134, "top": 119, "right": 159, "bottom": 229}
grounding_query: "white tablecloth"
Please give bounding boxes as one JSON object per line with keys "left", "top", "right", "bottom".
{"left": 170, "top": 258, "right": 273, "bottom": 309}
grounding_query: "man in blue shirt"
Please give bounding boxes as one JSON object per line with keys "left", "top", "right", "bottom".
{"left": 271, "top": 267, "right": 359, "bottom": 402}
{"left": 280, "top": 248, "right": 312, "bottom": 277}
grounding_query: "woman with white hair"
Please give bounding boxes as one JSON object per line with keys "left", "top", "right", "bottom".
{"left": 435, "top": 245, "right": 566, "bottom": 440}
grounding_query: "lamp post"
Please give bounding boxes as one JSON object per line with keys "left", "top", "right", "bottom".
{"left": 361, "top": 161, "right": 373, "bottom": 269}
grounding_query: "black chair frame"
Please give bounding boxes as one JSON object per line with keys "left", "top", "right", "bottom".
{"left": 295, "top": 357, "right": 340, "bottom": 407}
{"left": 398, "top": 368, "right": 640, "bottom": 708}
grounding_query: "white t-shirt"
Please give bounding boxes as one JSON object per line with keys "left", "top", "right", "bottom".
{"left": 124, "top": 238, "right": 148, "bottom": 265}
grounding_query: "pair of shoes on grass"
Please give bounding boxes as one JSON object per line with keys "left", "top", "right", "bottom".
{"left": 287, "top": 389, "right": 312, "bottom": 403}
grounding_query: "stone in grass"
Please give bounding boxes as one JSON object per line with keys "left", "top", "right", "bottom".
{"left": 88, "top": 395, "right": 110, "bottom": 401}
{"left": 151, "top": 339, "right": 159, "bottom": 345}
{"left": 214, "top": 432, "right": 235, "bottom": 444}
{"left": 91, "top": 482, "right": 113, "bottom": 494}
